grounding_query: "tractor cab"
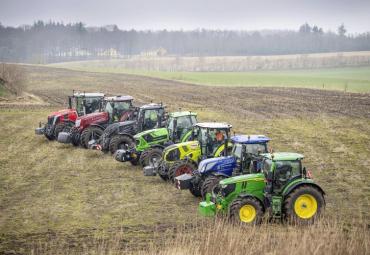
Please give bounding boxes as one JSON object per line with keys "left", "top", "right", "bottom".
{"left": 193, "top": 122, "right": 232, "bottom": 159}
{"left": 262, "top": 152, "right": 305, "bottom": 194}
{"left": 231, "top": 135, "right": 270, "bottom": 174}
{"left": 167, "top": 111, "right": 197, "bottom": 142}
{"left": 136, "top": 103, "right": 167, "bottom": 131}
{"left": 69, "top": 92, "right": 105, "bottom": 116}
{"left": 103, "top": 95, "right": 135, "bottom": 123}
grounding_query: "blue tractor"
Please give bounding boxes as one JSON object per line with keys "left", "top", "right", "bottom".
{"left": 175, "top": 135, "right": 270, "bottom": 198}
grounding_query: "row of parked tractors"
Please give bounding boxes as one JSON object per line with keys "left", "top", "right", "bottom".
{"left": 35, "top": 91, "right": 325, "bottom": 225}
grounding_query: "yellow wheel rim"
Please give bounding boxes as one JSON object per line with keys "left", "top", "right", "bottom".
{"left": 294, "top": 194, "right": 318, "bottom": 219}
{"left": 239, "top": 205, "right": 257, "bottom": 223}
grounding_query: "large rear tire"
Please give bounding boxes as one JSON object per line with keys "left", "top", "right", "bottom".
{"left": 109, "top": 135, "right": 135, "bottom": 154}
{"left": 80, "top": 127, "right": 104, "bottom": 149}
{"left": 284, "top": 185, "right": 324, "bottom": 225}
{"left": 145, "top": 148, "right": 163, "bottom": 168}
{"left": 229, "top": 197, "right": 264, "bottom": 225}
{"left": 168, "top": 161, "right": 197, "bottom": 182}
{"left": 201, "top": 175, "right": 224, "bottom": 199}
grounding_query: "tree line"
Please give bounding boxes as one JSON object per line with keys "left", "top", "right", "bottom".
{"left": 0, "top": 21, "right": 369, "bottom": 64}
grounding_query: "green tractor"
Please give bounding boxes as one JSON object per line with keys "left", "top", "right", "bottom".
{"left": 114, "top": 111, "right": 197, "bottom": 166}
{"left": 145, "top": 122, "right": 232, "bottom": 183}
{"left": 199, "top": 152, "right": 325, "bottom": 225}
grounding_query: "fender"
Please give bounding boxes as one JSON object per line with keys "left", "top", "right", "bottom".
{"left": 282, "top": 180, "right": 326, "bottom": 198}
{"left": 89, "top": 123, "right": 106, "bottom": 131}
{"left": 237, "top": 193, "right": 265, "bottom": 210}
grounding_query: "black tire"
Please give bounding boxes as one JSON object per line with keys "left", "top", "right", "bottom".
{"left": 53, "top": 123, "right": 65, "bottom": 139}
{"left": 138, "top": 150, "right": 150, "bottom": 167}
{"left": 130, "top": 157, "right": 140, "bottom": 166}
{"left": 284, "top": 185, "right": 325, "bottom": 225}
{"left": 109, "top": 135, "right": 135, "bottom": 154}
{"left": 80, "top": 126, "right": 104, "bottom": 149}
{"left": 157, "top": 160, "right": 169, "bottom": 181}
{"left": 229, "top": 197, "right": 264, "bottom": 225}
{"left": 44, "top": 124, "right": 54, "bottom": 140}
{"left": 189, "top": 182, "right": 202, "bottom": 197}
{"left": 146, "top": 148, "right": 163, "bottom": 167}
{"left": 168, "top": 161, "right": 197, "bottom": 182}
{"left": 201, "top": 175, "right": 224, "bottom": 199}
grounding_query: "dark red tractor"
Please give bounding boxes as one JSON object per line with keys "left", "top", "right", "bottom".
{"left": 57, "top": 95, "right": 135, "bottom": 148}
{"left": 35, "top": 92, "right": 105, "bottom": 140}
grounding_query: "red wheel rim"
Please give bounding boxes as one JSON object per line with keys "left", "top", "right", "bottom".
{"left": 175, "top": 165, "right": 193, "bottom": 177}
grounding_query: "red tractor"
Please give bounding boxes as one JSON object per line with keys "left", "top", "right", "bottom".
{"left": 35, "top": 92, "right": 105, "bottom": 140}
{"left": 57, "top": 95, "right": 135, "bottom": 148}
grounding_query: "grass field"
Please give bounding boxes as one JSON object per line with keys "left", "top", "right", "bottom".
{"left": 50, "top": 61, "right": 370, "bottom": 93}
{"left": 0, "top": 65, "right": 370, "bottom": 254}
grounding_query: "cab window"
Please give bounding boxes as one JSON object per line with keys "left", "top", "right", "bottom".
{"left": 245, "top": 143, "right": 267, "bottom": 155}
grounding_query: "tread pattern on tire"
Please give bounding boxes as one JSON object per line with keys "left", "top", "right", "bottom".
{"left": 53, "top": 123, "right": 65, "bottom": 139}
{"left": 145, "top": 148, "right": 163, "bottom": 167}
{"left": 283, "top": 185, "right": 324, "bottom": 225}
{"left": 109, "top": 135, "right": 135, "bottom": 154}
{"left": 201, "top": 175, "right": 223, "bottom": 199}
{"left": 81, "top": 127, "right": 104, "bottom": 149}
{"left": 139, "top": 150, "right": 150, "bottom": 167}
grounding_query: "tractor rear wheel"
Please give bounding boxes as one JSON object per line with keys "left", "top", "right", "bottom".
{"left": 109, "top": 135, "right": 135, "bottom": 154}
{"left": 284, "top": 185, "right": 324, "bottom": 225}
{"left": 168, "top": 161, "right": 197, "bottom": 182}
{"left": 201, "top": 175, "right": 224, "bottom": 199}
{"left": 229, "top": 197, "right": 263, "bottom": 225}
{"left": 53, "top": 123, "right": 65, "bottom": 139}
{"left": 80, "top": 127, "right": 104, "bottom": 149}
{"left": 146, "top": 148, "right": 163, "bottom": 168}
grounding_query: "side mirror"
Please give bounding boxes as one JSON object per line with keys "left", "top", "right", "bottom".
{"left": 302, "top": 167, "right": 307, "bottom": 178}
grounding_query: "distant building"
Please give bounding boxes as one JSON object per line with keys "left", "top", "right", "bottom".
{"left": 140, "top": 47, "right": 167, "bottom": 57}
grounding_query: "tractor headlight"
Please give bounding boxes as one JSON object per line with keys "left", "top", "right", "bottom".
{"left": 75, "top": 119, "right": 81, "bottom": 127}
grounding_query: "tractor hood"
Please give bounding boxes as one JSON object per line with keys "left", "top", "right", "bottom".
{"left": 76, "top": 112, "right": 108, "bottom": 128}
{"left": 134, "top": 127, "right": 167, "bottom": 139}
{"left": 164, "top": 140, "right": 199, "bottom": 153}
{"left": 198, "top": 156, "right": 236, "bottom": 174}
{"left": 220, "top": 173, "right": 265, "bottom": 185}
{"left": 48, "top": 108, "right": 75, "bottom": 118}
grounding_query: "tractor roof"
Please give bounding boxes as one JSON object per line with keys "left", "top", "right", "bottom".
{"left": 105, "top": 95, "right": 134, "bottom": 102}
{"left": 263, "top": 152, "right": 304, "bottom": 161}
{"left": 231, "top": 135, "right": 270, "bottom": 144}
{"left": 195, "top": 122, "right": 232, "bottom": 130}
{"left": 73, "top": 92, "right": 105, "bottom": 98}
{"left": 170, "top": 111, "right": 197, "bottom": 118}
{"left": 140, "top": 103, "right": 164, "bottom": 110}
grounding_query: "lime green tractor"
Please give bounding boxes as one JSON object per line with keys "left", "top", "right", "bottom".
{"left": 199, "top": 152, "right": 325, "bottom": 225}
{"left": 145, "top": 123, "right": 232, "bottom": 184}
{"left": 114, "top": 111, "right": 197, "bottom": 166}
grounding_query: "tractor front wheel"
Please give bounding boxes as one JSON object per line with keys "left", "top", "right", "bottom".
{"left": 109, "top": 135, "right": 135, "bottom": 154}
{"left": 201, "top": 175, "right": 224, "bottom": 199}
{"left": 168, "top": 161, "right": 197, "bottom": 182}
{"left": 53, "top": 123, "right": 65, "bottom": 139}
{"left": 80, "top": 127, "right": 104, "bottom": 149}
{"left": 284, "top": 185, "right": 324, "bottom": 225}
{"left": 229, "top": 197, "right": 263, "bottom": 225}
{"left": 146, "top": 148, "right": 163, "bottom": 168}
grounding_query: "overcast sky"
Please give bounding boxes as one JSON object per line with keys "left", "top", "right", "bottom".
{"left": 1, "top": 0, "right": 369, "bottom": 33}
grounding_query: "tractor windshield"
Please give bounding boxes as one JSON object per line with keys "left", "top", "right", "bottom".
{"left": 74, "top": 97, "right": 85, "bottom": 115}
{"left": 245, "top": 143, "right": 268, "bottom": 155}
{"left": 141, "top": 108, "right": 165, "bottom": 130}
{"left": 173, "top": 115, "right": 196, "bottom": 141}
{"left": 274, "top": 160, "right": 302, "bottom": 179}
{"left": 197, "top": 127, "right": 227, "bottom": 157}
{"left": 84, "top": 97, "right": 101, "bottom": 114}
{"left": 105, "top": 101, "right": 132, "bottom": 122}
